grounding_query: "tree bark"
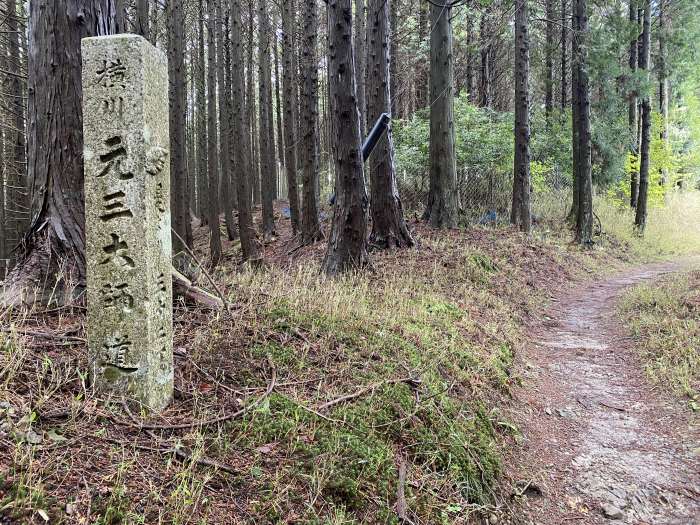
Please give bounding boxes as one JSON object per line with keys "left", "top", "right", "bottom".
{"left": 354, "top": 0, "right": 367, "bottom": 137}
{"left": 4, "top": 0, "right": 117, "bottom": 305}
{"left": 367, "top": 0, "right": 413, "bottom": 249}
{"left": 282, "top": 0, "right": 301, "bottom": 234}
{"left": 634, "top": 0, "right": 651, "bottom": 232}
{"left": 574, "top": 0, "right": 593, "bottom": 244}
{"left": 479, "top": 9, "right": 491, "bottom": 108}
{"left": 300, "top": 0, "right": 323, "bottom": 243}
{"left": 257, "top": 0, "right": 276, "bottom": 238}
{"left": 167, "top": 0, "right": 191, "bottom": 253}
{"left": 568, "top": 0, "right": 580, "bottom": 223}
{"left": 512, "top": 0, "right": 532, "bottom": 233}
{"left": 629, "top": 0, "right": 640, "bottom": 207}
{"left": 230, "top": 0, "right": 262, "bottom": 264}
{"left": 560, "top": 0, "right": 568, "bottom": 111}
{"left": 322, "top": 0, "right": 369, "bottom": 275}
{"left": 545, "top": 0, "right": 554, "bottom": 125}
{"left": 246, "top": 0, "right": 260, "bottom": 207}
{"left": 196, "top": 0, "right": 209, "bottom": 222}
{"left": 216, "top": 0, "right": 236, "bottom": 241}
{"left": 206, "top": 0, "right": 222, "bottom": 265}
{"left": 425, "top": 1, "right": 458, "bottom": 229}
{"left": 658, "top": 0, "right": 668, "bottom": 186}
{"left": 136, "top": 0, "right": 150, "bottom": 40}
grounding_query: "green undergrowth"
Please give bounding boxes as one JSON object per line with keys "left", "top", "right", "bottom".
{"left": 620, "top": 270, "right": 700, "bottom": 410}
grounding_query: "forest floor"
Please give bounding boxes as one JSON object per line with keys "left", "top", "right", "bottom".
{"left": 507, "top": 260, "right": 700, "bottom": 525}
{"left": 0, "top": 200, "right": 698, "bottom": 524}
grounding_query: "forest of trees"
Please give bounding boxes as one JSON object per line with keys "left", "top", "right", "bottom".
{"left": 0, "top": 0, "right": 698, "bottom": 296}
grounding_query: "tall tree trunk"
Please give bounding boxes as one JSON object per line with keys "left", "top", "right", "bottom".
{"left": 424, "top": 1, "right": 458, "bottom": 228}
{"left": 6, "top": 0, "right": 28, "bottom": 255}
{"left": 300, "top": 0, "right": 323, "bottom": 243}
{"left": 545, "top": 0, "right": 554, "bottom": 125}
{"left": 367, "top": 0, "right": 413, "bottom": 249}
{"left": 258, "top": 0, "right": 276, "bottom": 238}
{"left": 4, "top": 0, "right": 117, "bottom": 304}
{"left": 560, "top": 0, "right": 568, "bottom": 111}
{"left": 231, "top": 0, "right": 262, "bottom": 263}
{"left": 574, "top": 0, "right": 593, "bottom": 244}
{"left": 206, "top": 0, "right": 222, "bottom": 265}
{"left": 629, "top": 0, "right": 640, "bottom": 207}
{"left": 568, "top": 0, "right": 580, "bottom": 223}
{"left": 273, "top": 30, "right": 285, "bottom": 198}
{"left": 389, "top": 0, "right": 398, "bottom": 117}
{"left": 354, "top": 0, "right": 367, "bottom": 137}
{"left": 635, "top": 0, "right": 651, "bottom": 232}
{"left": 282, "top": 0, "right": 301, "bottom": 234}
{"left": 466, "top": 8, "right": 475, "bottom": 104}
{"left": 322, "top": 0, "right": 369, "bottom": 275}
{"left": 417, "top": 0, "right": 429, "bottom": 108}
{"left": 136, "top": 0, "right": 150, "bottom": 40}
{"left": 512, "top": 0, "right": 532, "bottom": 233}
{"left": 216, "top": 0, "right": 236, "bottom": 241}
{"left": 167, "top": 0, "right": 191, "bottom": 252}
{"left": 196, "top": 0, "right": 209, "bottom": 223}
{"left": 247, "top": 0, "right": 261, "bottom": 206}
{"left": 658, "top": 0, "right": 669, "bottom": 186}
{"left": 479, "top": 9, "right": 491, "bottom": 108}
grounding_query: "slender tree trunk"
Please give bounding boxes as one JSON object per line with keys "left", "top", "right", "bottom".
{"left": 196, "top": 0, "right": 209, "bottom": 223}
{"left": 136, "top": 0, "right": 150, "bottom": 40}
{"left": 424, "top": 1, "right": 458, "bottom": 228}
{"left": 4, "top": 0, "right": 117, "bottom": 304}
{"left": 322, "top": 0, "right": 369, "bottom": 275}
{"left": 231, "top": 0, "right": 262, "bottom": 263}
{"left": 545, "top": 0, "right": 554, "bottom": 126}
{"left": 354, "top": 0, "right": 367, "bottom": 137}
{"left": 216, "top": 1, "right": 236, "bottom": 241}
{"left": 247, "top": 0, "right": 261, "bottom": 206}
{"left": 466, "top": 9, "right": 475, "bottom": 104}
{"left": 282, "top": 0, "right": 301, "bottom": 234}
{"left": 512, "top": 0, "right": 532, "bottom": 233}
{"left": 273, "top": 30, "right": 285, "bottom": 198}
{"left": 658, "top": 0, "right": 669, "bottom": 186}
{"left": 167, "top": 0, "right": 191, "bottom": 252}
{"left": 629, "top": 0, "right": 639, "bottom": 207}
{"left": 560, "top": 0, "right": 568, "bottom": 111}
{"left": 257, "top": 0, "right": 276, "bottom": 237}
{"left": 568, "top": 0, "right": 580, "bottom": 223}
{"left": 367, "top": 0, "right": 413, "bottom": 249}
{"left": 479, "top": 10, "right": 491, "bottom": 108}
{"left": 206, "top": 0, "right": 222, "bottom": 265}
{"left": 635, "top": 0, "right": 651, "bottom": 232}
{"left": 300, "top": 0, "right": 323, "bottom": 243}
{"left": 574, "top": 0, "right": 593, "bottom": 243}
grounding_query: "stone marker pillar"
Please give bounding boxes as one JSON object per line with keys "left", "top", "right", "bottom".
{"left": 82, "top": 35, "right": 173, "bottom": 411}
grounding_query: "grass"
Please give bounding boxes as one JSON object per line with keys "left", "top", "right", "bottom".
{"left": 620, "top": 270, "right": 700, "bottom": 409}
{"left": 597, "top": 191, "right": 700, "bottom": 259}
{"left": 0, "top": 223, "right": 614, "bottom": 524}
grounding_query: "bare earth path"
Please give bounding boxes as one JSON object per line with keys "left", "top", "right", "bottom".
{"left": 511, "top": 261, "right": 700, "bottom": 525}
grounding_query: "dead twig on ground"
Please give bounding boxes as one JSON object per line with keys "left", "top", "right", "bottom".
{"left": 317, "top": 377, "right": 421, "bottom": 411}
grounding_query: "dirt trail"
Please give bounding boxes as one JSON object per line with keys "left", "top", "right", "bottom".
{"left": 511, "top": 261, "right": 700, "bottom": 525}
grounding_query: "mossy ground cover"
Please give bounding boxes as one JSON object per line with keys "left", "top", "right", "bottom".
{"left": 0, "top": 217, "right": 649, "bottom": 524}
{"left": 620, "top": 269, "right": 700, "bottom": 410}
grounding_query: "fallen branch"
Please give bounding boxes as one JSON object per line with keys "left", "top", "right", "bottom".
{"left": 171, "top": 227, "right": 229, "bottom": 312}
{"left": 395, "top": 455, "right": 415, "bottom": 524}
{"left": 317, "top": 377, "right": 421, "bottom": 411}
{"left": 172, "top": 268, "right": 224, "bottom": 310}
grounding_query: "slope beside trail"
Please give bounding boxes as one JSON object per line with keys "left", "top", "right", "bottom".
{"left": 510, "top": 260, "right": 700, "bottom": 525}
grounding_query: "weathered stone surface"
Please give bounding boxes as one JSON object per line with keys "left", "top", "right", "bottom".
{"left": 82, "top": 34, "right": 172, "bottom": 411}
